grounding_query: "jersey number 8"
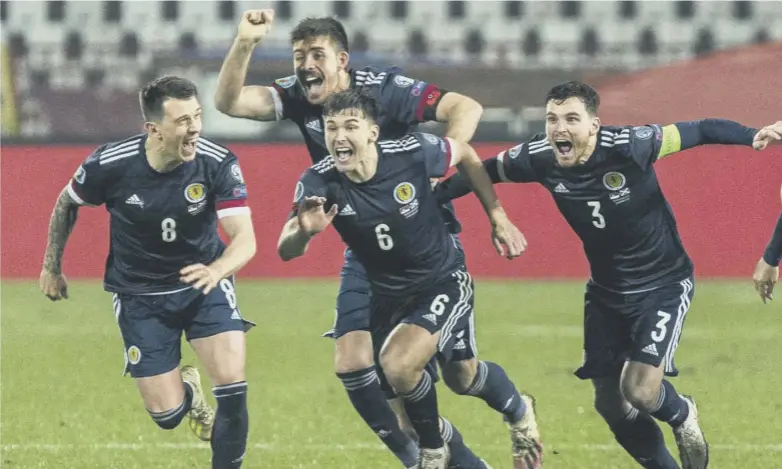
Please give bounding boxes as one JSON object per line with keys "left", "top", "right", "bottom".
{"left": 162, "top": 218, "right": 177, "bottom": 242}
{"left": 375, "top": 223, "right": 394, "bottom": 250}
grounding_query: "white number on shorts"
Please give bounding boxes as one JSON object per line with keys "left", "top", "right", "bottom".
{"left": 161, "top": 218, "right": 177, "bottom": 242}
{"left": 375, "top": 223, "right": 394, "bottom": 250}
{"left": 651, "top": 311, "right": 672, "bottom": 342}
{"left": 220, "top": 279, "right": 237, "bottom": 309}
{"left": 430, "top": 294, "right": 450, "bottom": 316}
{"left": 587, "top": 201, "right": 606, "bottom": 229}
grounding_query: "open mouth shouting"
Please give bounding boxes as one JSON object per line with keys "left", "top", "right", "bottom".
{"left": 301, "top": 73, "right": 325, "bottom": 98}
{"left": 554, "top": 138, "right": 574, "bottom": 158}
{"left": 182, "top": 136, "right": 198, "bottom": 156}
{"left": 334, "top": 146, "right": 354, "bottom": 163}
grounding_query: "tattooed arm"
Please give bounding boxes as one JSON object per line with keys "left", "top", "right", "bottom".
{"left": 40, "top": 187, "right": 81, "bottom": 300}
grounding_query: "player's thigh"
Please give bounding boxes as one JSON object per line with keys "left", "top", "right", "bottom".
{"left": 391, "top": 268, "right": 476, "bottom": 367}
{"left": 628, "top": 277, "right": 695, "bottom": 378}
{"left": 186, "top": 278, "right": 250, "bottom": 385}
{"left": 135, "top": 368, "right": 188, "bottom": 413}
{"left": 113, "top": 293, "right": 183, "bottom": 381}
{"left": 619, "top": 360, "right": 665, "bottom": 408}
{"left": 334, "top": 330, "right": 375, "bottom": 373}
{"left": 574, "top": 285, "right": 633, "bottom": 381}
{"left": 379, "top": 322, "right": 440, "bottom": 379}
{"left": 190, "top": 331, "right": 246, "bottom": 386}
{"left": 327, "top": 249, "right": 372, "bottom": 341}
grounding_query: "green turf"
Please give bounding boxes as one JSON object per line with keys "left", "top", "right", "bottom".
{"left": 2, "top": 280, "right": 780, "bottom": 469}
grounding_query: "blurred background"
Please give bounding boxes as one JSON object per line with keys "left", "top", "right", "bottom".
{"left": 2, "top": 0, "right": 782, "bottom": 143}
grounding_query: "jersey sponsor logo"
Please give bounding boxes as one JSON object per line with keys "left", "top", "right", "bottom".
{"left": 602, "top": 172, "right": 626, "bottom": 191}
{"left": 641, "top": 343, "right": 659, "bottom": 356}
{"left": 553, "top": 183, "right": 569, "bottom": 193}
{"left": 230, "top": 163, "right": 244, "bottom": 183}
{"left": 125, "top": 193, "right": 145, "bottom": 208}
{"left": 293, "top": 181, "right": 304, "bottom": 202}
{"left": 338, "top": 204, "right": 356, "bottom": 216}
{"left": 393, "top": 75, "right": 415, "bottom": 88}
{"left": 634, "top": 126, "right": 654, "bottom": 140}
{"left": 185, "top": 183, "right": 207, "bottom": 203}
{"left": 508, "top": 144, "right": 523, "bottom": 159}
{"left": 422, "top": 133, "right": 440, "bottom": 146}
{"left": 74, "top": 165, "right": 86, "bottom": 184}
{"left": 233, "top": 186, "right": 248, "bottom": 198}
{"left": 127, "top": 345, "right": 142, "bottom": 365}
{"left": 306, "top": 119, "right": 323, "bottom": 133}
{"left": 411, "top": 81, "right": 426, "bottom": 96}
{"left": 393, "top": 182, "right": 416, "bottom": 205}
{"left": 274, "top": 75, "right": 297, "bottom": 89}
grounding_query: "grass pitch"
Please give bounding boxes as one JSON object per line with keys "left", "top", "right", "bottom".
{"left": 2, "top": 279, "right": 780, "bottom": 469}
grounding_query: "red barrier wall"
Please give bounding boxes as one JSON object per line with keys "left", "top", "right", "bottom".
{"left": 2, "top": 144, "right": 780, "bottom": 279}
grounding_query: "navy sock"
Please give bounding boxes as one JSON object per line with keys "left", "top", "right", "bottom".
{"left": 148, "top": 382, "right": 193, "bottom": 430}
{"left": 650, "top": 380, "right": 689, "bottom": 428}
{"left": 441, "top": 417, "right": 487, "bottom": 469}
{"left": 211, "top": 382, "right": 249, "bottom": 469}
{"left": 608, "top": 407, "right": 680, "bottom": 469}
{"left": 337, "top": 367, "right": 418, "bottom": 468}
{"left": 465, "top": 361, "right": 526, "bottom": 424}
{"left": 399, "top": 372, "right": 444, "bottom": 450}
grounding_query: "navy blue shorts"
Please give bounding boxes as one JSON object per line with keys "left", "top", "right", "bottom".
{"left": 113, "top": 278, "right": 255, "bottom": 378}
{"left": 323, "top": 235, "right": 466, "bottom": 339}
{"left": 575, "top": 277, "right": 695, "bottom": 380}
{"left": 371, "top": 268, "right": 478, "bottom": 366}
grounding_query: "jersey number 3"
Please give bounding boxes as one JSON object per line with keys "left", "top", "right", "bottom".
{"left": 587, "top": 201, "right": 606, "bottom": 229}
{"left": 162, "top": 218, "right": 177, "bottom": 242}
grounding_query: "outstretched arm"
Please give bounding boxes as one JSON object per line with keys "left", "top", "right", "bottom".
{"left": 656, "top": 119, "right": 758, "bottom": 159}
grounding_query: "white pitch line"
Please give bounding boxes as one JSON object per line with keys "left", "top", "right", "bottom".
{"left": 3, "top": 442, "right": 782, "bottom": 452}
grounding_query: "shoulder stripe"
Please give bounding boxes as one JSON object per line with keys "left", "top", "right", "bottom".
{"left": 528, "top": 138, "right": 550, "bottom": 149}
{"left": 528, "top": 144, "right": 552, "bottom": 154}
{"left": 196, "top": 142, "right": 226, "bottom": 162}
{"left": 197, "top": 138, "right": 229, "bottom": 155}
{"left": 99, "top": 149, "right": 139, "bottom": 165}
{"left": 312, "top": 156, "right": 335, "bottom": 174}
{"left": 354, "top": 70, "right": 386, "bottom": 87}
{"left": 98, "top": 138, "right": 142, "bottom": 159}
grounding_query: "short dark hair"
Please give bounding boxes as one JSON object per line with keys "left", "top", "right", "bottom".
{"left": 323, "top": 88, "right": 378, "bottom": 122}
{"left": 139, "top": 75, "right": 198, "bottom": 121}
{"left": 545, "top": 81, "right": 600, "bottom": 115}
{"left": 290, "top": 17, "right": 349, "bottom": 52}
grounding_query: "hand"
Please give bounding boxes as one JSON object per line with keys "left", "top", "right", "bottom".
{"left": 40, "top": 269, "right": 69, "bottom": 301}
{"left": 753, "top": 258, "right": 779, "bottom": 304}
{"left": 297, "top": 196, "right": 338, "bottom": 236}
{"left": 180, "top": 264, "right": 221, "bottom": 295}
{"left": 490, "top": 213, "right": 527, "bottom": 260}
{"left": 237, "top": 9, "right": 274, "bottom": 44}
{"left": 752, "top": 120, "right": 782, "bottom": 151}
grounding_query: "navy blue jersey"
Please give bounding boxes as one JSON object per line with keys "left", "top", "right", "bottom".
{"left": 268, "top": 66, "right": 444, "bottom": 164}
{"left": 269, "top": 66, "right": 461, "bottom": 234}
{"left": 67, "top": 135, "right": 250, "bottom": 295}
{"left": 495, "top": 125, "right": 693, "bottom": 292}
{"left": 292, "top": 132, "right": 461, "bottom": 296}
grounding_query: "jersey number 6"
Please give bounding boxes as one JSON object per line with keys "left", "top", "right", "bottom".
{"left": 587, "top": 201, "right": 606, "bottom": 229}
{"left": 375, "top": 223, "right": 394, "bottom": 250}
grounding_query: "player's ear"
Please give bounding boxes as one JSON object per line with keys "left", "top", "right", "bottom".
{"left": 144, "top": 122, "right": 159, "bottom": 139}
{"left": 337, "top": 49, "right": 349, "bottom": 71}
{"left": 590, "top": 116, "right": 601, "bottom": 136}
{"left": 369, "top": 123, "right": 380, "bottom": 143}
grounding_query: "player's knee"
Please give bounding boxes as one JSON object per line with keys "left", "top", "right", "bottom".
{"left": 621, "top": 381, "right": 659, "bottom": 413}
{"left": 440, "top": 359, "right": 477, "bottom": 395}
{"left": 378, "top": 349, "right": 418, "bottom": 390}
